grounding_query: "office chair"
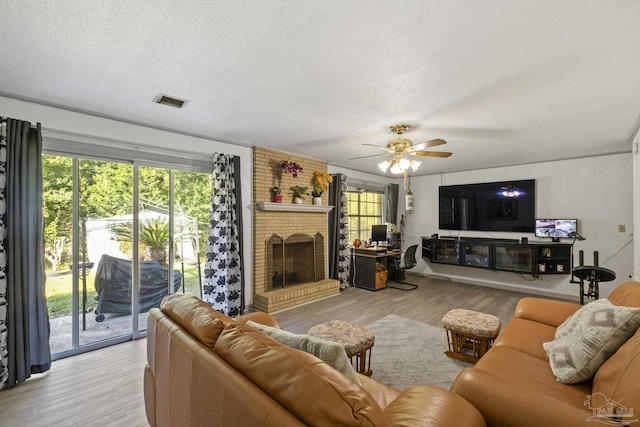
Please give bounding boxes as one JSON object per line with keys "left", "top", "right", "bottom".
{"left": 388, "top": 244, "right": 419, "bottom": 291}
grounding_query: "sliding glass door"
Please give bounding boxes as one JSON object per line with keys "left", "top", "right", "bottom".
{"left": 44, "top": 153, "right": 212, "bottom": 359}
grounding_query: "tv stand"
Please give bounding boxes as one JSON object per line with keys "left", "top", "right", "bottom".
{"left": 422, "top": 236, "right": 572, "bottom": 275}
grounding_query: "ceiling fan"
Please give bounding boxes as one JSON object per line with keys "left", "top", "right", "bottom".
{"left": 350, "top": 124, "right": 452, "bottom": 174}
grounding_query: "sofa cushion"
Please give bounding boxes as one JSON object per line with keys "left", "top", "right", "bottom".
{"left": 543, "top": 298, "right": 640, "bottom": 384}
{"left": 451, "top": 346, "right": 593, "bottom": 427}
{"left": 247, "top": 320, "right": 361, "bottom": 385}
{"left": 214, "top": 323, "right": 386, "bottom": 427}
{"left": 493, "top": 317, "right": 555, "bottom": 361}
{"left": 592, "top": 327, "right": 640, "bottom": 413}
{"left": 160, "top": 293, "right": 225, "bottom": 347}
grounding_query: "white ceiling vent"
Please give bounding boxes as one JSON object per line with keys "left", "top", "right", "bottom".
{"left": 153, "top": 93, "right": 188, "bottom": 109}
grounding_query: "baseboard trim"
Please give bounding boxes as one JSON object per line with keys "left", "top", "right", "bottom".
{"left": 408, "top": 272, "right": 579, "bottom": 302}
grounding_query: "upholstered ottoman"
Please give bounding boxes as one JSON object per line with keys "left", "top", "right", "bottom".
{"left": 308, "top": 320, "right": 375, "bottom": 376}
{"left": 442, "top": 309, "right": 501, "bottom": 364}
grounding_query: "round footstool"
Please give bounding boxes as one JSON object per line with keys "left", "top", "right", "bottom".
{"left": 442, "top": 309, "right": 500, "bottom": 364}
{"left": 308, "top": 320, "right": 375, "bottom": 376}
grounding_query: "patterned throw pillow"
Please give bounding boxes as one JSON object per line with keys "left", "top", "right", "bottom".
{"left": 543, "top": 299, "right": 640, "bottom": 384}
{"left": 246, "top": 321, "right": 362, "bottom": 385}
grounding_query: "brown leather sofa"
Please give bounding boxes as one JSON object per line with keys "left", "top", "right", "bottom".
{"left": 144, "top": 293, "right": 485, "bottom": 427}
{"left": 451, "top": 281, "right": 640, "bottom": 427}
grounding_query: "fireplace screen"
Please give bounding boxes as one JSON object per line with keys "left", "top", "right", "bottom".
{"left": 266, "top": 233, "right": 325, "bottom": 290}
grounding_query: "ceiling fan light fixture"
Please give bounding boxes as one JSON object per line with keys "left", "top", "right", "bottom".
{"left": 389, "top": 162, "right": 404, "bottom": 174}
{"left": 363, "top": 123, "right": 450, "bottom": 174}
{"left": 380, "top": 155, "right": 422, "bottom": 175}
{"left": 399, "top": 157, "right": 411, "bottom": 170}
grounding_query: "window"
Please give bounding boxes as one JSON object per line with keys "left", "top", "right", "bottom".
{"left": 42, "top": 137, "right": 213, "bottom": 359}
{"left": 347, "top": 189, "right": 384, "bottom": 243}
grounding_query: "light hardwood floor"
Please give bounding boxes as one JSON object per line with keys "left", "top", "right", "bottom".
{"left": 0, "top": 275, "right": 569, "bottom": 426}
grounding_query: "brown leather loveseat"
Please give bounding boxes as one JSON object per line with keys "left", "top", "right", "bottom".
{"left": 144, "top": 293, "right": 485, "bottom": 427}
{"left": 451, "top": 281, "right": 640, "bottom": 427}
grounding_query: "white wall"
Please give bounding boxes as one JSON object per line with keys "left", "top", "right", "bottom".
{"left": 398, "top": 154, "right": 635, "bottom": 300}
{"left": 328, "top": 165, "right": 397, "bottom": 189}
{"left": 633, "top": 132, "right": 640, "bottom": 282}
{"left": 0, "top": 96, "right": 255, "bottom": 305}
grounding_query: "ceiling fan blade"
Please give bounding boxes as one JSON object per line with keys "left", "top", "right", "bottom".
{"left": 408, "top": 139, "right": 447, "bottom": 151}
{"left": 412, "top": 151, "right": 453, "bottom": 158}
{"left": 362, "top": 143, "right": 392, "bottom": 152}
{"left": 348, "top": 153, "right": 390, "bottom": 160}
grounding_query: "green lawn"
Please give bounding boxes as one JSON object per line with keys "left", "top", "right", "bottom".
{"left": 45, "top": 264, "right": 203, "bottom": 318}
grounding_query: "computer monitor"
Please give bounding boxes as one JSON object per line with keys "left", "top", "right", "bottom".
{"left": 371, "top": 225, "right": 388, "bottom": 246}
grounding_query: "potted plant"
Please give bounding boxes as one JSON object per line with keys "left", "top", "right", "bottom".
{"left": 272, "top": 160, "right": 303, "bottom": 202}
{"left": 311, "top": 171, "right": 333, "bottom": 205}
{"left": 271, "top": 185, "right": 283, "bottom": 203}
{"left": 289, "top": 185, "right": 309, "bottom": 204}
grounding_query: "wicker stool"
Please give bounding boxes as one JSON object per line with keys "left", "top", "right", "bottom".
{"left": 442, "top": 309, "right": 501, "bottom": 364}
{"left": 308, "top": 320, "right": 375, "bottom": 376}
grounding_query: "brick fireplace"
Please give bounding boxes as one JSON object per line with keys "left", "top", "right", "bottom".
{"left": 253, "top": 147, "right": 340, "bottom": 313}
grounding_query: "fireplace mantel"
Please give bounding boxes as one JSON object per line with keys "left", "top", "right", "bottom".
{"left": 256, "top": 202, "right": 334, "bottom": 213}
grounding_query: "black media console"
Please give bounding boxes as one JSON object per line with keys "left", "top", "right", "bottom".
{"left": 422, "top": 236, "right": 572, "bottom": 275}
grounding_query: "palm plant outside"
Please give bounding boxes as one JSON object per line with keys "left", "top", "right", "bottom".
{"left": 111, "top": 219, "right": 170, "bottom": 265}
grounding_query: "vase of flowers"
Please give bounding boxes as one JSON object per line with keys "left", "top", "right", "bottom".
{"left": 311, "top": 171, "right": 333, "bottom": 205}
{"left": 272, "top": 160, "right": 304, "bottom": 201}
{"left": 290, "top": 185, "right": 309, "bottom": 204}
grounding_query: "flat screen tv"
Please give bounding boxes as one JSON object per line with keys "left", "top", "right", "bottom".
{"left": 439, "top": 179, "right": 536, "bottom": 233}
{"left": 535, "top": 219, "right": 577, "bottom": 238}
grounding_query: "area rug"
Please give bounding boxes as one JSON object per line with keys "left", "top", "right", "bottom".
{"left": 365, "top": 314, "right": 472, "bottom": 391}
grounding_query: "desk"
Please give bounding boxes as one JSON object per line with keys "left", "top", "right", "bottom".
{"left": 351, "top": 246, "right": 401, "bottom": 291}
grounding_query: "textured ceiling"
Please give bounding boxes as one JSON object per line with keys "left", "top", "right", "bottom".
{"left": 1, "top": 1, "right": 639, "bottom": 176}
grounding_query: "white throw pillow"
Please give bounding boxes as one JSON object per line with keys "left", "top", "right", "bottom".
{"left": 246, "top": 321, "right": 362, "bottom": 385}
{"left": 543, "top": 298, "right": 640, "bottom": 384}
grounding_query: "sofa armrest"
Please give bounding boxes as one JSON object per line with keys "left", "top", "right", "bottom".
{"left": 383, "top": 386, "right": 486, "bottom": 427}
{"left": 359, "top": 374, "right": 401, "bottom": 410}
{"left": 514, "top": 297, "right": 581, "bottom": 328}
{"left": 237, "top": 312, "right": 283, "bottom": 329}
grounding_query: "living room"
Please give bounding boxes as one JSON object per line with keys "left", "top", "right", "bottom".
{"left": 1, "top": 2, "right": 640, "bottom": 426}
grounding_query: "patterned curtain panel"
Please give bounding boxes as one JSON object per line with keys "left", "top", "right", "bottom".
{"left": 201, "top": 153, "right": 242, "bottom": 317}
{"left": 0, "top": 119, "right": 8, "bottom": 389}
{"left": 328, "top": 174, "right": 350, "bottom": 289}
{"left": 0, "top": 117, "right": 51, "bottom": 391}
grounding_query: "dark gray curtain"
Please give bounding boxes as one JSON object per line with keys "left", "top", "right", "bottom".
{"left": 0, "top": 117, "right": 51, "bottom": 391}
{"left": 232, "top": 156, "right": 244, "bottom": 314}
{"left": 201, "top": 153, "right": 243, "bottom": 317}
{"left": 386, "top": 183, "right": 399, "bottom": 226}
{"left": 328, "top": 174, "right": 350, "bottom": 289}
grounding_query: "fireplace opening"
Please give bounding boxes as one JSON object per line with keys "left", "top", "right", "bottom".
{"left": 266, "top": 233, "right": 325, "bottom": 291}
